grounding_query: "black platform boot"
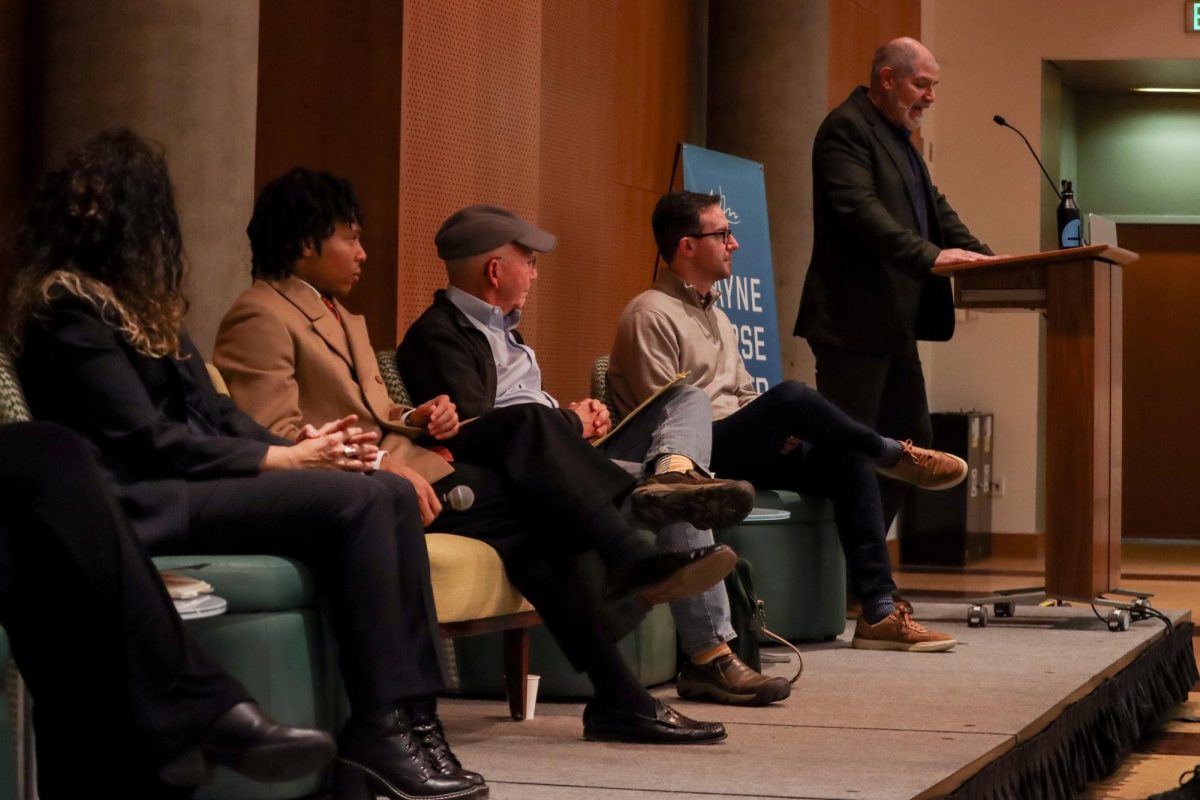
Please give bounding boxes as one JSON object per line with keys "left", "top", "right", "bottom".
{"left": 333, "top": 707, "right": 485, "bottom": 800}
{"left": 410, "top": 713, "right": 486, "bottom": 789}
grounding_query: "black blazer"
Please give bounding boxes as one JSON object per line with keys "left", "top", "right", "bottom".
{"left": 397, "top": 290, "right": 582, "bottom": 433}
{"left": 17, "top": 297, "right": 285, "bottom": 546}
{"left": 795, "top": 87, "right": 991, "bottom": 355}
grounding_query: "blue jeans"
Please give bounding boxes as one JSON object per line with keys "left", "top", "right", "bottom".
{"left": 711, "top": 381, "right": 898, "bottom": 602}
{"left": 603, "top": 384, "right": 735, "bottom": 655}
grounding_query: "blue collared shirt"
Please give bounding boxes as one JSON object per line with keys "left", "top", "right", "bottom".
{"left": 444, "top": 286, "right": 558, "bottom": 409}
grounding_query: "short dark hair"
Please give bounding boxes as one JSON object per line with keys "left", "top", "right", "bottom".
{"left": 651, "top": 191, "right": 721, "bottom": 263}
{"left": 247, "top": 168, "right": 363, "bottom": 280}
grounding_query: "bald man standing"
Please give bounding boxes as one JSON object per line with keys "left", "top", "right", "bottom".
{"left": 796, "top": 37, "right": 995, "bottom": 528}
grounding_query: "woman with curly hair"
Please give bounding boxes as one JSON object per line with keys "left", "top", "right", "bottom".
{"left": 9, "top": 129, "right": 487, "bottom": 800}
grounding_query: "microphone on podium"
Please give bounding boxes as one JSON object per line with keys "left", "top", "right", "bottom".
{"left": 441, "top": 484, "right": 475, "bottom": 512}
{"left": 992, "top": 115, "right": 1061, "bottom": 199}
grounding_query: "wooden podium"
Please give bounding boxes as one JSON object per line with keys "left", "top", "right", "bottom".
{"left": 932, "top": 244, "right": 1139, "bottom": 601}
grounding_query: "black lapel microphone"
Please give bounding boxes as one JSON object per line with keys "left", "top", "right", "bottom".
{"left": 992, "top": 115, "right": 1062, "bottom": 200}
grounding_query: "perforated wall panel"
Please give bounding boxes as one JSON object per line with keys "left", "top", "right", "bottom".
{"left": 398, "top": 0, "right": 693, "bottom": 400}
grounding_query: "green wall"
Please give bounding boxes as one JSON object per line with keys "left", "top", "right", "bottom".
{"left": 1075, "top": 91, "right": 1200, "bottom": 220}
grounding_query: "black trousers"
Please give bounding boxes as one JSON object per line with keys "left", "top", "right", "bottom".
{"left": 431, "top": 463, "right": 640, "bottom": 673}
{"left": 810, "top": 340, "right": 934, "bottom": 530}
{"left": 447, "top": 404, "right": 638, "bottom": 557}
{"left": 152, "top": 466, "right": 443, "bottom": 714}
{"left": 0, "top": 422, "right": 248, "bottom": 799}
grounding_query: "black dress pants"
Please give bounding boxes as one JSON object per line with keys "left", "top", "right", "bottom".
{"left": 159, "top": 466, "right": 443, "bottom": 713}
{"left": 431, "top": 463, "right": 641, "bottom": 672}
{"left": 447, "top": 404, "right": 637, "bottom": 554}
{"left": 810, "top": 340, "right": 934, "bottom": 530}
{"left": 0, "top": 422, "right": 248, "bottom": 799}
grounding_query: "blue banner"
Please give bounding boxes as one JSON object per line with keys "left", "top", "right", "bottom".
{"left": 681, "top": 144, "right": 782, "bottom": 391}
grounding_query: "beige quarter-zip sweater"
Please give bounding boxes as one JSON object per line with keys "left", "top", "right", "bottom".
{"left": 608, "top": 269, "right": 759, "bottom": 422}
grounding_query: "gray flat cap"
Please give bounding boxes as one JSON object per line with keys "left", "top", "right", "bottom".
{"left": 435, "top": 204, "right": 558, "bottom": 260}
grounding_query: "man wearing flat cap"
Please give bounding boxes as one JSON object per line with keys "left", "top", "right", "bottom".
{"left": 217, "top": 170, "right": 742, "bottom": 745}
{"left": 399, "top": 204, "right": 795, "bottom": 711}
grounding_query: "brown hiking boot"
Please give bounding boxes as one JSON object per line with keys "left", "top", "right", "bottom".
{"left": 875, "top": 440, "right": 968, "bottom": 490}
{"left": 677, "top": 653, "right": 792, "bottom": 706}
{"left": 851, "top": 608, "right": 957, "bottom": 653}
{"left": 630, "top": 470, "right": 754, "bottom": 530}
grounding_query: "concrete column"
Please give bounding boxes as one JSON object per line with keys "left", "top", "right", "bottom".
{"left": 706, "top": 1, "right": 829, "bottom": 382}
{"left": 31, "top": 0, "right": 260, "bottom": 358}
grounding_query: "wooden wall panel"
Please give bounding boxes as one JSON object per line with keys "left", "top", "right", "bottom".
{"left": 256, "top": 0, "right": 403, "bottom": 347}
{"left": 396, "top": 0, "right": 543, "bottom": 341}
{"left": 827, "top": 0, "right": 920, "bottom": 106}
{"left": 398, "top": 0, "right": 693, "bottom": 401}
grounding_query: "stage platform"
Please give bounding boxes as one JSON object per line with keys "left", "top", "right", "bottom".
{"left": 438, "top": 602, "right": 1197, "bottom": 800}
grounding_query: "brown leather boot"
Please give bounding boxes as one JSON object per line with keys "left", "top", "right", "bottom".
{"left": 676, "top": 653, "right": 791, "bottom": 706}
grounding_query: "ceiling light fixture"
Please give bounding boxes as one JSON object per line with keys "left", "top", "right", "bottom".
{"left": 1132, "top": 87, "right": 1200, "bottom": 94}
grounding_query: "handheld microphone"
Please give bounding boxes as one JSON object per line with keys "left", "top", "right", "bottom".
{"left": 441, "top": 484, "right": 475, "bottom": 512}
{"left": 992, "top": 115, "right": 1061, "bottom": 199}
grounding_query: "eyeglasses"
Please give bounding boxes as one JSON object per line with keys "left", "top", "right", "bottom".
{"left": 685, "top": 228, "right": 733, "bottom": 245}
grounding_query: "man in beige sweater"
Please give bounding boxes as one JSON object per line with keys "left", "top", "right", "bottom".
{"left": 608, "top": 190, "right": 968, "bottom": 653}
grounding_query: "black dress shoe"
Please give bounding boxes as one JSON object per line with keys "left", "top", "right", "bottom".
{"left": 334, "top": 708, "right": 486, "bottom": 800}
{"left": 411, "top": 714, "right": 485, "bottom": 787}
{"left": 159, "top": 701, "right": 335, "bottom": 786}
{"left": 582, "top": 699, "right": 727, "bottom": 744}
{"left": 605, "top": 543, "right": 736, "bottom": 605}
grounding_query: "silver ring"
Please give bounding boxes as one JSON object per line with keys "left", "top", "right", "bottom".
{"left": 342, "top": 445, "right": 356, "bottom": 457}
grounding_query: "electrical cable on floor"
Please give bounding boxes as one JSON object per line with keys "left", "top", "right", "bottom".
{"left": 1089, "top": 603, "right": 1173, "bottom": 633}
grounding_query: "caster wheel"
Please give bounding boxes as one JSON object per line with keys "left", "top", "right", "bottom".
{"left": 1107, "top": 608, "right": 1131, "bottom": 632}
{"left": 994, "top": 602, "right": 1015, "bottom": 618}
{"left": 967, "top": 604, "right": 988, "bottom": 628}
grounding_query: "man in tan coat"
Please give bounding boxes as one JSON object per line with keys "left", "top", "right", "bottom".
{"left": 214, "top": 168, "right": 737, "bottom": 744}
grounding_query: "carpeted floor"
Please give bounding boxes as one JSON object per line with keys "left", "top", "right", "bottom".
{"left": 437, "top": 602, "right": 1192, "bottom": 800}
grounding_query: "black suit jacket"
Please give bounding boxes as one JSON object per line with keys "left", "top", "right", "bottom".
{"left": 795, "top": 87, "right": 991, "bottom": 355}
{"left": 17, "top": 297, "right": 285, "bottom": 546}
{"left": 397, "top": 290, "right": 582, "bottom": 434}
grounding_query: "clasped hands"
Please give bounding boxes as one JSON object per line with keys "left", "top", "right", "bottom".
{"left": 261, "top": 414, "right": 381, "bottom": 472}
{"left": 406, "top": 394, "right": 460, "bottom": 440}
{"left": 568, "top": 398, "right": 611, "bottom": 441}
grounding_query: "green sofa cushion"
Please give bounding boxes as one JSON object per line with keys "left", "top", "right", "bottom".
{"left": 153, "top": 555, "right": 318, "bottom": 613}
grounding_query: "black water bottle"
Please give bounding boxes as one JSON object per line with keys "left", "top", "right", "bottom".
{"left": 1057, "top": 179, "right": 1081, "bottom": 248}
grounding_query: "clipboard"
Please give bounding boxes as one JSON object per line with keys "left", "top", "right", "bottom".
{"left": 591, "top": 372, "right": 689, "bottom": 447}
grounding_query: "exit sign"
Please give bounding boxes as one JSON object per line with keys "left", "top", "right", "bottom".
{"left": 1190, "top": 1, "right": 1200, "bottom": 32}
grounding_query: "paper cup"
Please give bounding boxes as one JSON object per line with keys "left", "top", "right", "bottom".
{"left": 524, "top": 674, "right": 541, "bottom": 720}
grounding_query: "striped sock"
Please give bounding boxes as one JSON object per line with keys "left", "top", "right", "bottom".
{"left": 654, "top": 453, "right": 695, "bottom": 475}
{"left": 863, "top": 594, "right": 897, "bottom": 624}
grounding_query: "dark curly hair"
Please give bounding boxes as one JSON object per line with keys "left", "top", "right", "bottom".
{"left": 247, "top": 168, "right": 362, "bottom": 280}
{"left": 652, "top": 191, "right": 721, "bottom": 263}
{"left": 7, "top": 128, "right": 187, "bottom": 357}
